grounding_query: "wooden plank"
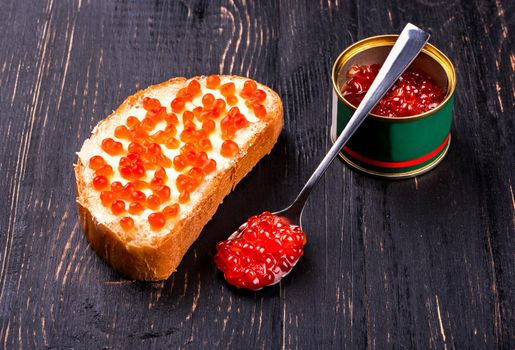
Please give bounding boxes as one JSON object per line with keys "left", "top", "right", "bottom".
{"left": 0, "top": 0, "right": 513, "bottom": 349}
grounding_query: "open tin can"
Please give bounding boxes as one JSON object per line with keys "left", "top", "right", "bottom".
{"left": 331, "top": 35, "right": 456, "bottom": 179}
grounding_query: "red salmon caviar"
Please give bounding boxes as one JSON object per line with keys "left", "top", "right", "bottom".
{"left": 178, "top": 151, "right": 194, "bottom": 165}
{"left": 176, "top": 174, "right": 196, "bottom": 193}
{"left": 120, "top": 183, "right": 136, "bottom": 201}
{"left": 240, "top": 80, "right": 257, "bottom": 98}
{"left": 129, "top": 126, "right": 149, "bottom": 144}
{"left": 181, "top": 143, "right": 196, "bottom": 154}
{"left": 128, "top": 202, "right": 144, "bottom": 215}
{"left": 148, "top": 212, "right": 166, "bottom": 229}
{"left": 147, "top": 194, "right": 161, "bottom": 210}
{"left": 131, "top": 164, "right": 145, "bottom": 179}
{"left": 177, "top": 87, "right": 193, "bottom": 101}
{"left": 184, "top": 121, "right": 196, "bottom": 131}
{"left": 101, "top": 138, "right": 123, "bottom": 155}
{"left": 150, "top": 109, "right": 168, "bottom": 124}
{"left": 89, "top": 155, "right": 106, "bottom": 170}
{"left": 150, "top": 130, "right": 166, "bottom": 144}
{"left": 196, "top": 130, "right": 210, "bottom": 145}
{"left": 126, "top": 116, "right": 140, "bottom": 128}
{"left": 187, "top": 80, "right": 201, "bottom": 96}
{"left": 131, "top": 180, "right": 149, "bottom": 190}
{"left": 226, "top": 95, "right": 238, "bottom": 106}
{"left": 154, "top": 167, "right": 167, "bottom": 179}
{"left": 227, "top": 106, "right": 240, "bottom": 116}
{"left": 142, "top": 97, "right": 161, "bottom": 111}
{"left": 180, "top": 127, "right": 197, "bottom": 143}
{"left": 220, "top": 82, "right": 235, "bottom": 97}
{"left": 220, "top": 107, "right": 249, "bottom": 139}
{"left": 203, "top": 159, "right": 217, "bottom": 174}
{"left": 182, "top": 145, "right": 197, "bottom": 157}
{"left": 253, "top": 103, "right": 267, "bottom": 119}
{"left": 195, "top": 129, "right": 209, "bottom": 142}
{"left": 92, "top": 175, "right": 109, "bottom": 190}
{"left": 171, "top": 97, "right": 186, "bottom": 113}
{"left": 130, "top": 190, "right": 146, "bottom": 202}
{"left": 147, "top": 143, "right": 161, "bottom": 155}
{"left": 164, "top": 124, "right": 178, "bottom": 136}
{"left": 214, "top": 212, "right": 307, "bottom": 290}
{"left": 141, "top": 117, "right": 157, "bottom": 131}
{"left": 165, "top": 112, "right": 179, "bottom": 125}
{"left": 100, "top": 191, "right": 114, "bottom": 206}
{"left": 199, "top": 109, "right": 218, "bottom": 121}
{"left": 127, "top": 152, "right": 140, "bottom": 161}
{"left": 221, "top": 140, "right": 240, "bottom": 157}
{"left": 95, "top": 164, "right": 114, "bottom": 177}
{"left": 179, "top": 190, "right": 190, "bottom": 204}
{"left": 154, "top": 185, "right": 171, "bottom": 201}
{"left": 181, "top": 111, "right": 193, "bottom": 124}
{"left": 120, "top": 216, "right": 134, "bottom": 230}
{"left": 159, "top": 125, "right": 177, "bottom": 140}
{"left": 111, "top": 200, "right": 126, "bottom": 215}
{"left": 161, "top": 135, "right": 178, "bottom": 148}
{"left": 114, "top": 125, "right": 131, "bottom": 139}
{"left": 194, "top": 152, "right": 208, "bottom": 165}
{"left": 249, "top": 89, "right": 266, "bottom": 104}
{"left": 119, "top": 160, "right": 146, "bottom": 180}
{"left": 119, "top": 156, "right": 132, "bottom": 167}
{"left": 341, "top": 64, "right": 446, "bottom": 117}
{"left": 147, "top": 107, "right": 167, "bottom": 122}
{"left": 188, "top": 167, "right": 205, "bottom": 184}
{"left": 119, "top": 165, "right": 131, "bottom": 178}
{"left": 206, "top": 75, "right": 221, "bottom": 89}
{"left": 157, "top": 153, "right": 173, "bottom": 168}
{"left": 202, "top": 93, "right": 215, "bottom": 108}
{"left": 111, "top": 181, "right": 124, "bottom": 194}
{"left": 173, "top": 155, "right": 187, "bottom": 171}
{"left": 128, "top": 142, "right": 145, "bottom": 155}
{"left": 214, "top": 99, "right": 226, "bottom": 114}
{"left": 198, "top": 138, "right": 212, "bottom": 152}
{"left": 201, "top": 119, "right": 216, "bottom": 133}
{"left": 192, "top": 106, "right": 203, "bottom": 117}
{"left": 162, "top": 204, "right": 180, "bottom": 218}
{"left": 149, "top": 177, "right": 164, "bottom": 191}
{"left": 193, "top": 152, "right": 208, "bottom": 167}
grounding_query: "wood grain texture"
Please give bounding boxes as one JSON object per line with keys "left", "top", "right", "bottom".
{"left": 0, "top": 0, "right": 513, "bottom": 349}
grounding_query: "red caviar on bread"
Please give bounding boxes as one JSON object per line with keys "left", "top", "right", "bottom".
{"left": 75, "top": 75, "right": 283, "bottom": 281}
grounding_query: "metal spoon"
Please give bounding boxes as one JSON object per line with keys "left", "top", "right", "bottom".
{"left": 228, "top": 23, "right": 430, "bottom": 287}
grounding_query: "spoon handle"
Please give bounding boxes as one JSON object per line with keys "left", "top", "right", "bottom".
{"left": 290, "top": 23, "right": 430, "bottom": 214}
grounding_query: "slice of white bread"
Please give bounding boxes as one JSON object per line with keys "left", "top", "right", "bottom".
{"left": 75, "top": 75, "right": 283, "bottom": 281}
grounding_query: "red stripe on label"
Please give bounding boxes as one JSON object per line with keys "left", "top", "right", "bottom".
{"left": 343, "top": 134, "right": 450, "bottom": 169}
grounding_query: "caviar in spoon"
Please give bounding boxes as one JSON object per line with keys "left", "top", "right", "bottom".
{"left": 214, "top": 212, "right": 307, "bottom": 290}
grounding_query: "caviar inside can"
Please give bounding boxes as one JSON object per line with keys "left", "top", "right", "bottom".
{"left": 331, "top": 35, "right": 456, "bottom": 179}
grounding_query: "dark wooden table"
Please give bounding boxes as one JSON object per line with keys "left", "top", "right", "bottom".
{"left": 1, "top": 1, "right": 513, "bottom": 349}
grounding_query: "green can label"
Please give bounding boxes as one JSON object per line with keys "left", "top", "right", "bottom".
{"left": 331, "top": 91, "right": 453, "bottom": 178}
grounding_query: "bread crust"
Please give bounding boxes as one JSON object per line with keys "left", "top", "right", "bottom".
{"left": 75, "top": 76, "right": 283, "bottom": 281}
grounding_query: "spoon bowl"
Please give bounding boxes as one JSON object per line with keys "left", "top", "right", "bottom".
{"left": 224, "top": 210, "right": 305, "bottom": 290}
